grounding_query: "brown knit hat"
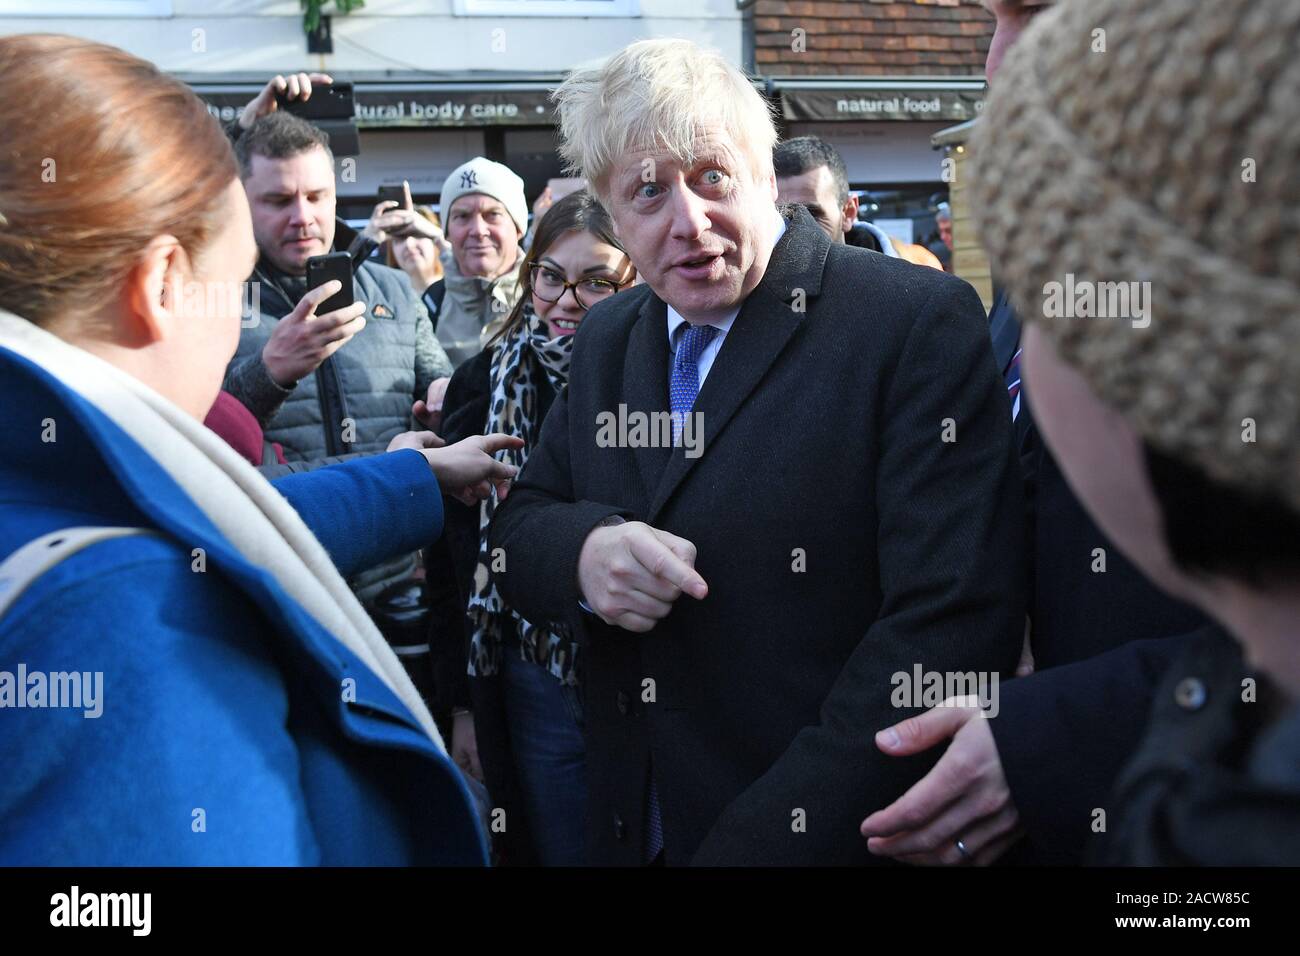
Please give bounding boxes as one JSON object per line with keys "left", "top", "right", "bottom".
{"left": 971, "top": 0, "right": 1300, "bottom": 513}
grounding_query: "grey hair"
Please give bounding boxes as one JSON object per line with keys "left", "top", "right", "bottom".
{"left": 552, "top": 38, "right": 778, "bottom": 200}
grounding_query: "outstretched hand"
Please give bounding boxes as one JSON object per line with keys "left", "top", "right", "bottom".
{"left": 421, "top": 433, "right": 523, "bottom": 507}
{"left": 860, "top": 697, "right": 1023, "bottom": 866}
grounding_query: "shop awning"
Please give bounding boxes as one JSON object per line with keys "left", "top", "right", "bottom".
{"left": 181, "top": 71, "right": 564, "bottom": 128}
{"left": 184, "top": 72, "right": 987, "bottom": 129}
{"left": 772, "top": 77, "right": 986, "bottom": 123}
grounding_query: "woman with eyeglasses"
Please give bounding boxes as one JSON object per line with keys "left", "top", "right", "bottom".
{"left": 426, "top": 189, "right": 635, "bottom": 865}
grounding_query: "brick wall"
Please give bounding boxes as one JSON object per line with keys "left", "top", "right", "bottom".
{"left": 754, "top": 0, "right": 995, "bottom": 76}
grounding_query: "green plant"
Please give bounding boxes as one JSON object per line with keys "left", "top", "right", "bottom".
{"left": 302, "top": 0, "right": 366, "bottom": 35}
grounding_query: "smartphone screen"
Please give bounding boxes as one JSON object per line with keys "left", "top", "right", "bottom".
{"left": 305, "top": 253, "right": 354, "bottom": 315}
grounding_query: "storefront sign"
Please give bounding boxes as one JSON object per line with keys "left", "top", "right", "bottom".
{"left": 194, "top": 88, "right": 555, "bottom": 128}
{"left": 780, "top": 88, "right": 985, "bottom": 123}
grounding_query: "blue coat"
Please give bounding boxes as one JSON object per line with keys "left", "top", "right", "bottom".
{"left": 0, "top": 347, "right": 487, "bottom": 865}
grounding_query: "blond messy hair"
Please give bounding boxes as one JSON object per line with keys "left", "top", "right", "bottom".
{"left": 552, "top": 38, "right": 778, "bottom": 201}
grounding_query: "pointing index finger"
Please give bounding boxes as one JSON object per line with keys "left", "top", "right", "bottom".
{"left": 478, "top": 433, "right": 525, "bottom": 455}
{"left": 627, "top": 530, "right": 707, "bottom": 599}
{"left": 301, "top": 280, "right": 341, "bottom": 315}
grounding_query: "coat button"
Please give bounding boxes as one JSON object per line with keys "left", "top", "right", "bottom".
{"left": 613, "top": 813, "right": 627, "bottom": 841}
{"left": 1174, "top": 677, "right": 1207, "bottom": 711}
{"left": 616, "top": 691, "right": 630, "bottom": 716}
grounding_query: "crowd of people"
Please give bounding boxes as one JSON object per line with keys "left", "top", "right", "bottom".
{"left": 0, "top": 0, "right": 1297, "bottom": 868}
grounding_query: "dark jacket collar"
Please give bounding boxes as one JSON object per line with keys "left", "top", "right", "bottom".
{"left": 762, "top": 203, "right": 830, "bottom": 303}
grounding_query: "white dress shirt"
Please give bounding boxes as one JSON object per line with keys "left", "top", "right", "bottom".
{"left": 665, "top": 209, "right": 787, "bottom": 389}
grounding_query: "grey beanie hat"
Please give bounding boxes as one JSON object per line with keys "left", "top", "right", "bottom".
{"left": 439, "top": 157, "right": 529, "bottom": 237}
{"left": 971, "top": 0, "right": 1300, "bottom": 512}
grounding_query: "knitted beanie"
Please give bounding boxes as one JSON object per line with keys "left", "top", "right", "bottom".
{"left": 971, "top": 0, "right": 1300, "bottom": 513}
{"left": 439, "top": 157, "right": 529, "bottom": 237}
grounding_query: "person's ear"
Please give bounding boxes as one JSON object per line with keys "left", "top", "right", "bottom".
{"left": 122, "top": 235, "right": 190, "bottom": 347}
{"left": 842, "top": 194, "right": 860, "bottom": 235}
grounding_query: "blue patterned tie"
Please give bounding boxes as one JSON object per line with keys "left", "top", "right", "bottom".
{"left": 669, "top": 324, "right": 719, "bottom": 446}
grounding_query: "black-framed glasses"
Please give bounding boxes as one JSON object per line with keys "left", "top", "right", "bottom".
{"left": 528, "top": 263, "right": 631, "bottom": 310}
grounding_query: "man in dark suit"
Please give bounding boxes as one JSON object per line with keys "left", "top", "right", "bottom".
{"left": 489, "top": 38, "right": 1024, "bottom": 865}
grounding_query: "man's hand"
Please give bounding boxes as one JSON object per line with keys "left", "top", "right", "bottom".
{"left": 577, "top": 521, "right": 708, "bottom": 632}
{"left": 413, "top": 377, "right": 449, "bottom": 432}
{"left": 421, "top": 433, "right": 523, "bottom": 507}
{"left": 239, "top": 72, "right": 334, "bottom": 130}
{"left": 365, "top": 200, "right": 444, "bottom": 246}
{"left": 386, "top": 429, "right": 445, "bottom": 452}
{"left": 860, "top": 698, "right": 1023, "bottom": 866}
{"left": 261, "top": 280, "right": 366, "bottom": 387}
{"left": 451, "top": 712, "right": 484, "bottom": 784}
{"left": 362, "top": 200, "right": 401, "bottom": 244}
{"left": 370, "top": 205, "right": 449, "bottom": 250}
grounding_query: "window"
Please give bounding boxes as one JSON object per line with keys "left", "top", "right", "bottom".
{"left": 454, "top": 0, "right": 638, "bottom": 17}
{"left": 0, "top": 0, "right": 172, "bottom": 15}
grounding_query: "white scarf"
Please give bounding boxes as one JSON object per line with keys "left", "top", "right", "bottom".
{"left": 0, "top": 309, "right": 445, "bottom": 751}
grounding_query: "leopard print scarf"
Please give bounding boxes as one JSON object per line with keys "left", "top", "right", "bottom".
{"left": 466, "top": 300, "right": 578, "bottom": 684}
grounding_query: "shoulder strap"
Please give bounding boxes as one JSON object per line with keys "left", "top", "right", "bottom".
{"left": 0, "top": 527, "right": 154, "bottom": 621}
{"left": 423, "top": 281, "right": 447, "bottom": 333}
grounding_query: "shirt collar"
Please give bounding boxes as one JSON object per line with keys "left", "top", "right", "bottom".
{"left": 666, "top": 207, "right": 786, "bottom": 345}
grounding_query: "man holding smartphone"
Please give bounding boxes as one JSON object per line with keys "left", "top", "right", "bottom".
{"left": 223, "top": 74, "right": 454, "bottom": 610}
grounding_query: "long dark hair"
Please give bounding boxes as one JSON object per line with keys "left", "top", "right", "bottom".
{"left": 487, "top": 189, "right": 631, "bottom": 347}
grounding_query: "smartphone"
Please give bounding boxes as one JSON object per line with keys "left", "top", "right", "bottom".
{"left": 305, "top": 253, "right": 354, "bottom": 315}
{"left": 377, "top": 181, "right": 412, "bottom": 210}
{"left": 276, "top": 81, "right": 355, "bottom": 120}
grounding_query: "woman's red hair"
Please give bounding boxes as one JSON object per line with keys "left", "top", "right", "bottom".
{"left": 0, "top": 34, "right": 238, "bottom": 325}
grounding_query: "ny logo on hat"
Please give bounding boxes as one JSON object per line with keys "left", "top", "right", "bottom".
{"left": 460, "top": 170, "right": 478, "bottom": 189}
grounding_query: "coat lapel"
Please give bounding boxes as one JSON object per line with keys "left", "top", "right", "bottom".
{"left": 621, "top": 291, "right": 674, "bottom": 500}
{"left": 988, "top": 287, "right": 1021, "bottom": 372}
{"left": 644, "top": 205, "right": 830, "bottom": 523}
